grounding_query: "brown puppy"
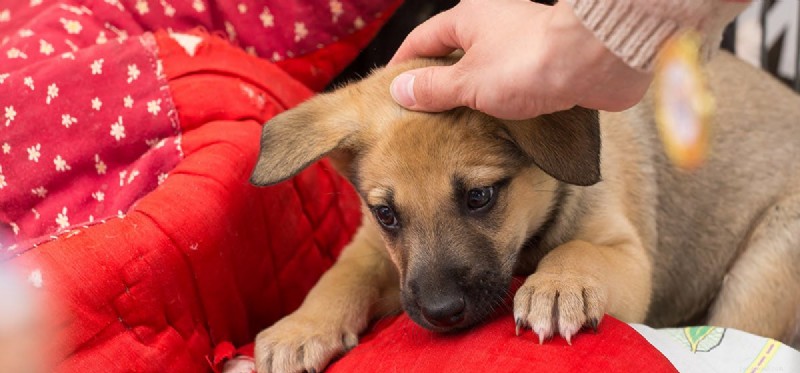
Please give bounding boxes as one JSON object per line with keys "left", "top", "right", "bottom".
{"left": 249, "top": 53, "right": 800, "bottom": 373}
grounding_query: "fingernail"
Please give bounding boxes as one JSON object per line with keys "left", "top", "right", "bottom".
{"left": 390, "top": 73, "right": 416, "bottom": 107}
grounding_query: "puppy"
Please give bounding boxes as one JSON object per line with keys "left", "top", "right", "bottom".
{"left": 249, "top": 53, "right": 800, "bottom": 373}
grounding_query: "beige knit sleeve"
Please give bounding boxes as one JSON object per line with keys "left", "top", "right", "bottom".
{"left": 565, "top": 0, "right": 750, "bottom": 71}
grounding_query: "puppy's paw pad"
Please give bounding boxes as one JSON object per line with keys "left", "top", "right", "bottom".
{"left": 513, "top": 272, "right": 606, "bottom": 343}
{"left": 254, "top": 314, "right": 358, "bottom": 373}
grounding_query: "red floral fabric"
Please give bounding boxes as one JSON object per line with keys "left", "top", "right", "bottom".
{"left": 0, "top": 0, "right": 395, "bottom": 253}
{"left": 0, "top": 33, "right": 182, "bottom": 253}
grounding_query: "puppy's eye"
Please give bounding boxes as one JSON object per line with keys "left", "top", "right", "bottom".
{"left": 373, "top": 205, "right": 399, "bottom": 229}
{"left": 466, "top": 186, "right": 495, "bottom": 211}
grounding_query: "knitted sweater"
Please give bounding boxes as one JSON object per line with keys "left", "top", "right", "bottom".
{"left": 566, "top": 0, "right": 750, "bottom": 71}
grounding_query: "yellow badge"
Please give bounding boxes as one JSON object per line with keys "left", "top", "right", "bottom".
{"left": 653, "top": 30, "right": 714, "bottom": 170}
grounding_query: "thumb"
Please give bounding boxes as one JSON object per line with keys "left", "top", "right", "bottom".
{"left": 390, "top": 66, "right": 467, "bottom": 112}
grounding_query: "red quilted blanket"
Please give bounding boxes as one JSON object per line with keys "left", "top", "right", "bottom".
{"left": 0, "top": 1, "right": 678, "bottom": 372}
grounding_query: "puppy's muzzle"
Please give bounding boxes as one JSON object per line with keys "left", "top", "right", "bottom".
{"left": 404, "top": 265, "right": 508, "bottom": 332}
{"left": 408, "top": 275, "right": 468, "bottom": 330}
{"left": 417, "top": 288, "right": 466, "bottom": 328}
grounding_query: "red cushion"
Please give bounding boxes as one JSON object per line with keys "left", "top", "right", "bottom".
{"left": 329, "top": 314, "right": 677, "bottom": 372}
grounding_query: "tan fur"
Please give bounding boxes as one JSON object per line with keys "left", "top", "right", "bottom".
{"left": 250, "top": 53, "right": 800, "bottom": 373}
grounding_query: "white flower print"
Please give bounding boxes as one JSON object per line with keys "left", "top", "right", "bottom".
{"left": 30, "top": 0, "right": 43, "bottom": 6}
{"left": 145, "top": 138, "right": 160, "bottom": 147}
{"left": 123, "top": 95, "right": 133, "bottom": 108}
{"left": 0, "top": 166, "right": 6, "bottom": 189}
{"left": 46, "top": 83, "right": 58, "bottom": 104}
{"left": 192, "top": 0, "right": 205, "bottom": 12}
{"left": 0, "top": 9, "right": 9, "bottom": 23}
{"left": 112, "top": 29, "right": 128, "bottom": 42}
{"left": 237, "top": 3, "right": 247, "bottom": 14}
{"left": 91, "top": 97, "right": 102, "bottom": 110}
{"left": 110, "top": 116, "right": 125, "bottom": 141}
{"left": 9, "top": 221, "right": 18, "bottom": 235}
{"left": 7, "top": 48, "right": 27, "bottom": 59}
{"left": 1, "top": 143, "right": 9, "bottom": 154}
{"left": 0, "top": 73, "right": 8, "bottom": 84}
{"left": 18, "top": 29, "right": 33, "bottom": 38}
{"left": 39, "top": 39, "right": 54, "bottom": 55}
{"left": 53, "top": 155, "right": 71, "bottom": 172}
{"left": 4, "top": 105, "right": 15, "bottom": 126}
{"left": 103, "top": 0, "right": 123, "bottom": 11}
{"left": 56, "top": 207, "right": 70, "bottom": 229}
{"left": 330, "top": 0, "right": 343, "bottom": 22}
{"left": 225, "top": 21, "right": 236, "bottom": 41}
{"left": 90, "top": 58, "right": 103, "bottom": 75}
{"left": 260, "top": 7, "right": 274, "bottom": 28}
{"left": 61, "top": 114, "right": 77, "bottom": 128}
{"left": 127, "top": 169, "right": 139, "bottom": 184}
{"left": 60, "top": 18, "right": 82, "bottom": 34}
{"left": 88, "top": 215, "right": 94, "bottom": 222}
{"left": 158, "top": 172, "right": 168, "bottom": 185}
{"left": 119, "top": 170, "right": 127, "bottom": 186}
{"left": 32, "top": 186, "right": 47, "bottom": 198}
{"left": 27, "top": 144, "right": 41, "bottom": 162}
{"left": 146, "top": 99, "right": 161, "bottom": 116}
{"left": 59, "top": 4, "right": 91, "bottom": 16}
{"left": 294, "top": 22, "right": 308, "bottom": 42}
{"left": 23, "top": 76, "right": 34, "bottom": 90}
{"left": 31, "top": 208, "right": 40, "bottom": 219}
{"left": 28, "top": 269, "right": 43, "bottom": 288}
{"left": 135, "top": 0, "right": 149, "bottom": 15}
{"left": 271, "top": 52, "right": 281, "bottom": 62}
{"left": 96, "top": 31, "right": 107, "bottom": 44}
{"left": 64, "top": 39, "right": 78, "bottom": 52}
{"left": 127, "top": 64, "right": 140, "bottom": 83}
{"left": 92, "top": 190, "right": 105, "bottom": 201}
{"left": 60, "top": 51, "right": 75, "bottom": 60}
{"left": 117, "top": 210, "right": 125, "bottom": 218}
{"left": 94, "top": 154, "right": 107, "bottom": 174}
{"left": 354, "top": 17, "right": 365, "bottom": 30}
{"left": 161, "top": 0, "right": 176, "bottom": 17}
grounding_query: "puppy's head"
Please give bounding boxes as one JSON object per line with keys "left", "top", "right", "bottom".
{"left": 251, "top": 59, "right": 601, "bottom": 332}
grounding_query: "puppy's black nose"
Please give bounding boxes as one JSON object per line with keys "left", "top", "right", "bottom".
{"left": 419, "top": 296, "right": 466, "bottom": 328}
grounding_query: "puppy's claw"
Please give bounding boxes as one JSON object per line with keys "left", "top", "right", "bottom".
{"left": 514, "top": 318, "right": 523, "bottom": 336}
{"left": 342, "top": 332, "right": 359, "bottom": 352}
{"left": 308, "top": 369, "right": 317, "bottom": 373}
{"left": 565, "top": 334, "right": 572, "bottom": 346}
{"left": 538, "top": 332, "right": 545, "bottom": 345}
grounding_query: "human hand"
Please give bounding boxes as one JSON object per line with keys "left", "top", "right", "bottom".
{"left": 388, "top": 0, "right": 654, "bottom": 120}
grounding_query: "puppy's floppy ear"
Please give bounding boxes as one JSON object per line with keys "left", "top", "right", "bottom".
{"left": 249, "top": 93, "right": 359, "bottom": 186}
{"left": 503, "top": 107, "right": 601, "bottom": 186}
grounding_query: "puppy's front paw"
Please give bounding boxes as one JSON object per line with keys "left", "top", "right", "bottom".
{"left": 513, "top": 272, "right": 607, "bottom": 344}
{"left": 254, "top": 313, "right": 359, "bottom": 373}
